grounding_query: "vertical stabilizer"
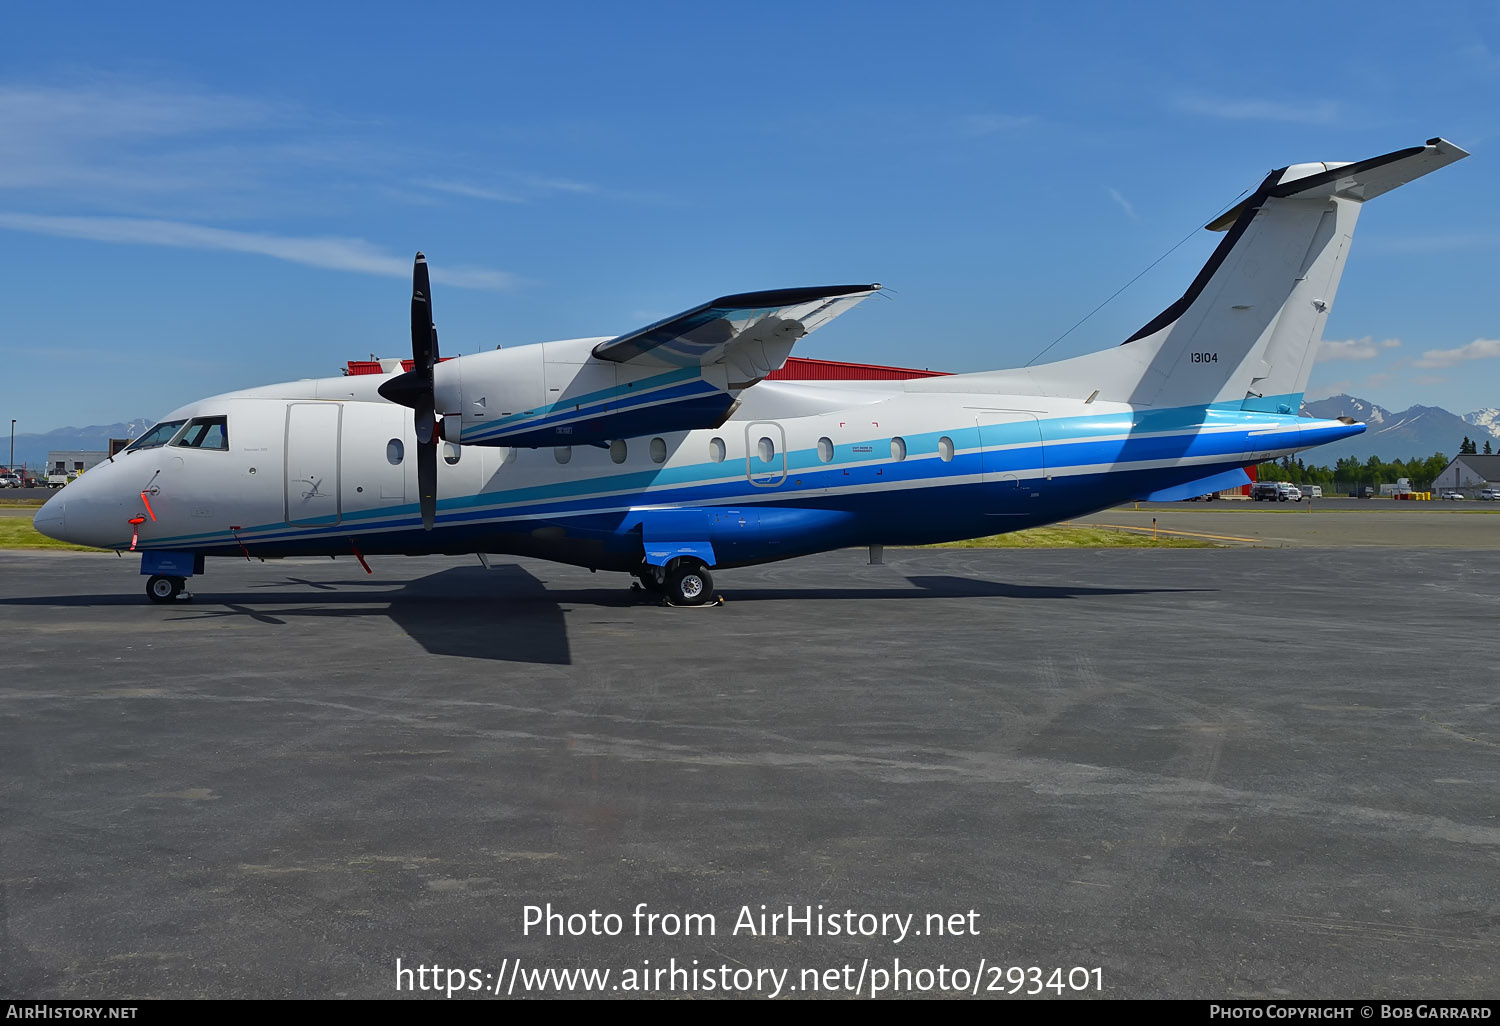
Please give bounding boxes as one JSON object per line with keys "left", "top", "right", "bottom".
{"left": 918, "top": 138, "right": 1468, "bottom": 408}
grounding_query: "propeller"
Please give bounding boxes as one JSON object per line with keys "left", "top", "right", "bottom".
{"left": 377, "top": 253, "right": 441, "bottom": 530}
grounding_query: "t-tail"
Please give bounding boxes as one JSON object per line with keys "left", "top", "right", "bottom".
{"left": 947, "top": 138, "right": 1468, "bottom": 412}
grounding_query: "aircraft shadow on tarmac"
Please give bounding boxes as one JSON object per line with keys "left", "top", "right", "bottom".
{"left": 1, "top": 565, "right": 1210, "bottom": 665}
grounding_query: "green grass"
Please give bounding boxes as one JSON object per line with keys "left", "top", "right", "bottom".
{"left": 920, "top": 525, "right": 1215, "bottom": 548}
{"left": 0, "top": 519, "right": 104, "bottom": 551}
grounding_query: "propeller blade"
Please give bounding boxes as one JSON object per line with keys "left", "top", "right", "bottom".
{"left": 411, "top": 252, "right": 439, "bottom": 371}
{"left": 378, "top": 253, "right": 440, "bottom": 410}
{"left": 417, "top": 429, "right": 437, "bottom": 531}
{"left": 379, "top": 252, "right": 445, "bottom": 530}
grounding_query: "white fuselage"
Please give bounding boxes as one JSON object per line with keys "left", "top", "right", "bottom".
{"left": 34, "top": 366, "right": 1354, "bottom": 572}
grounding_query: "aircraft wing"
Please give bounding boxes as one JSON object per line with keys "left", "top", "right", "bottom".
{"left": 592, "top": 284, "right": 880, "bottom": 384}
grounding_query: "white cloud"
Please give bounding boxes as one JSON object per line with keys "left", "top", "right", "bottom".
{"left": 418, "top": 176, "right": 601, "bottom": 205}
{"left": 1172, "top": 93, "right": 1339, "bottom": 125}
{"left": 0, "top": 212, "right": 520, "bottom": 291}
{"left": 0, "top": 77, "right": 606, "bottom": 219}
{"left": 419, "top": 180, "right": 526, "bottom": 204}
{"left": 525, "top": 177, "right": 597, "bottom": 195}
{"left": 1306, "top": 380, "right": 1353, "bottom": 400}
{"left": 1413, "top": 338, "right": 1500, "bottom": 369}
{"left": 1316, "top": 337, "right": 1401, "bottom": 362}
{"left": 0, "top": 80, "right": 275, "bottom": 193}
{"left": 1106, "top": 187, "right": 1139, "bottom": 221}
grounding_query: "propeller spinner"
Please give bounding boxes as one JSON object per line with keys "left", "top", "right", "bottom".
{"left": 377, "top": 253, "right": 442, "bottom": 530}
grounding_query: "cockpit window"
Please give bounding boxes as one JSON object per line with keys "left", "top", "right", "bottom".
{"left": 125, "top": 420, "right": 188, "bottom": 451}
{"left": 172, "top": 416, "right": 229, "bottom": 451}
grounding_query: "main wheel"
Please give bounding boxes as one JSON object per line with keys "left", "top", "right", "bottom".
{"left": 146, "top": 575, "right": 183, "bottom": 604}
{"left": 666, "top": 564, "right": 713, "bottom": 606}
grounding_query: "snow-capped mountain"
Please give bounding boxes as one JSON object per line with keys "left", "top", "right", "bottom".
{"left": 1300, "top": 394, "right": 1498, "bottom": 462}
{"left": 1464, "top": 408, "right": 1500, "bottom": 436}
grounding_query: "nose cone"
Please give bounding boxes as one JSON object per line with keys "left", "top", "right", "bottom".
{"left": 32, "top": 492, "right": 66, "bottom": 541}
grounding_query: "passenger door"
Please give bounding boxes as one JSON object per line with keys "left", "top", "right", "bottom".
{"left": 285, "top": 403, "right": 342, "bottom": 525}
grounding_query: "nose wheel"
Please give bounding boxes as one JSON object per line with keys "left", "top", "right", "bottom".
{"left": 145, "top": 575, "right": 191, "bottom": 604}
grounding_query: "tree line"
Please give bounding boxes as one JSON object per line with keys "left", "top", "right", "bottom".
{"left": 1256, "top": 452, "right": 1452, "bottom": 490}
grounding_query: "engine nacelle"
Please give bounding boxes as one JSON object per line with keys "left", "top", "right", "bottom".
{"left": 432, "top": 337, "right": 736, "bottom": 448}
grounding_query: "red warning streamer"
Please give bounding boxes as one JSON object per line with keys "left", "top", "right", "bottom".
{"left": 349, "top": 540, "right": 372, "bottom": 575}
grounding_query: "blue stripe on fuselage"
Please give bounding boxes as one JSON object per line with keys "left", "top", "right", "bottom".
{"left": 136, "top": 397, "right": 1356, "bottom": 561}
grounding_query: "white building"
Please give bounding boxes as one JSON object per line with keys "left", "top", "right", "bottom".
{"left": 1432, "top": 454, "right": 1500, "bottom": 496}
{"left": 47, "top": 450, "right": 108, "bottom": 476}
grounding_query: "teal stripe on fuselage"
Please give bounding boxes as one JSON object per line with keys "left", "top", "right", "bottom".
{"left": 137, "top": 397, "right": 1317, "bottom": 550}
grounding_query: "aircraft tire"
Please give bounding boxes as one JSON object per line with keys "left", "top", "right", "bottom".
{"left": 666, "top": 564, "right": 713, "bottom": 606}
{"left": 146, "top": 575, "right": 183, "bottom": 604}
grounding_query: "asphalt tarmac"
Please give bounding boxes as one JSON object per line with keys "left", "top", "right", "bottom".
{"left": 1, "top": 546, "right": 1497, "bottom": 999}
{"left": 1074, "top": 500, "right": 1500, "bottom": 547}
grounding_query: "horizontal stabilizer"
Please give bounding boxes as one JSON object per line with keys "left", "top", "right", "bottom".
{"left": 1138, "top": 467, "right": 1251, "bottom": 503}
{"left": 1206, "top": 138, "right": 1468, "bottom": 230}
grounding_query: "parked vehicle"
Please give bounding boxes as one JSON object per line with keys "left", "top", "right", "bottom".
{"left": 1299, "top": 485, "right": 1322, "bottom": 499}
{"left": 1251, "top": 481, "right": 1302, "bottom": 502}
{"left": 0, "top": 472, "right": 22, "bottom": 488}
{"left": 1479, "top": 489, "right": 1499, "bottom": 501}
{"left": 1440, "top": 490, "right": 1466, "bottom": 500}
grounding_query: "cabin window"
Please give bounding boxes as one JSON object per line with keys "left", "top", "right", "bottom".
{"left": 709, "top": 437, "right": 726, "bottom": 463}
{"left": 387, "top": 439, "right": 404, "bottom": 465}
{"left": 443, "top": 442, "right": 461, "bottom": 466}
{"left": 650, "top": 437, "right": 667, "bottom": 464}
{"left": 817, "top": 437, "right": 834, "bottom": 463}
{"left": 758, "top": 436, "right": 775, "bottom": 464}
{"left": 890, "top": 436, "right": 907, "bottom": 462}
{"left": 938, "top": 436, "right": 954, "bottom": 462}
{"left": 554, "top": 446, "right": 572, "bottom": 465}
{"left": 125, "top": 420, "right": 188, "bottom": 452}
{"left": 609, "top": 439, "right": 628, "bottom": 464}
{"left": 172, "top": 416, "right": 229, "bottom": 451}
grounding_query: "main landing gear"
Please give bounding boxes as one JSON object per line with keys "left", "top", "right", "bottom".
{"left": 632, "top": 560, "right": 718, "bottom": 606}
{"left": 145, "top": 575, "right": 193, "bottom": 604}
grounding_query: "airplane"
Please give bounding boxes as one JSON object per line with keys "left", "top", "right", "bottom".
{"left": 33, "top": 137, "right": 1468, "bottom": 606}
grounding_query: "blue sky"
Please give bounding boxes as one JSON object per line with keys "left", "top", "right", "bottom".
{"left": 2, "top": 1, "right": 1497, "bottom": 435}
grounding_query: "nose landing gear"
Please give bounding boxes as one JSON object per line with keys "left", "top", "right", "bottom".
{"left": 145, "top": 575, "right": 192, "bottom": 604}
